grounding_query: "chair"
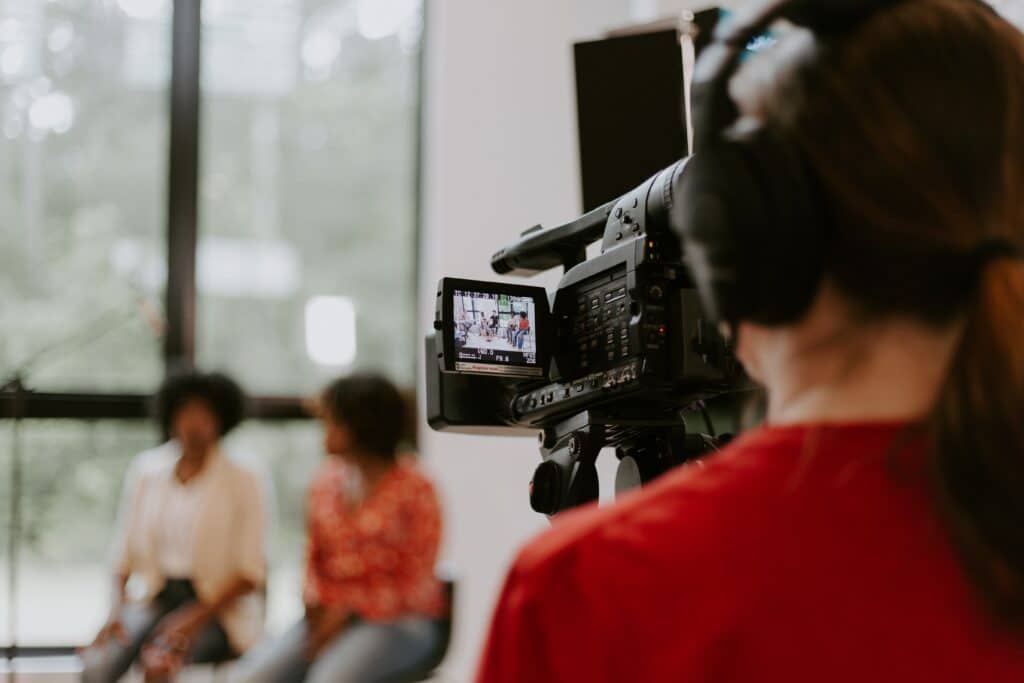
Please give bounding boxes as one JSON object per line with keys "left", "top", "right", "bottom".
{"left": 391, "top": 576, "right": 455, "bottom": 683}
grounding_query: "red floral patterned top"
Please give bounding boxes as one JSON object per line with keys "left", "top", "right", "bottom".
{"left": 303, "top": 457, "right": 445, "bottom": 620}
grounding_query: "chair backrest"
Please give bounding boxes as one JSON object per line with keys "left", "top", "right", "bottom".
{"left": 425, "top": 575, "right": 456, "bottom": 677}
{"left": 438, "top": 577, "right": 455, "bottom": 626}
{"left": 395, "top": 575, "right": 456, "bottom": 682}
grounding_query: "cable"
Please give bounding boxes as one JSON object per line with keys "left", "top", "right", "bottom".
{"left": 698, "top": 402, "right": 716, "bottom": 437}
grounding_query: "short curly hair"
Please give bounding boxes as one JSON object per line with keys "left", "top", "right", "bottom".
{"left": 319, "top": 373, "right": 407, "bottom": 460}
{"left": 154, "top": 370, "right": 247, "bottom": 439}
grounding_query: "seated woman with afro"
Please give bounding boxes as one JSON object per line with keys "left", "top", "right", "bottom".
{"left": 80, "top": 369, "right": 269, "bottom": 683}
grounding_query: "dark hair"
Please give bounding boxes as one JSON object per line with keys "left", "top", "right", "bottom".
{"left": 734, "top": 0, "right": 1024, "bottom": 626}
{"left": 320, "top": 373, "right": 408, "bottom": 460}
{"left": 154, "top": 370, "right": 247, "bottom": 439}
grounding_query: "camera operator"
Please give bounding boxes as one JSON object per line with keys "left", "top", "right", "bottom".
{"left": 477, "top": 1, "right": 1024, "bottom": 681}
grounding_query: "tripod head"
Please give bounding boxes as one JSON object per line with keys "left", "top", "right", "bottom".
{"left": 528, "top": 405, "right": 728, "bottom": 515}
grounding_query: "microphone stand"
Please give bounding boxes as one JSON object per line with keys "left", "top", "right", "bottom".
{"left": 4, "top": 374, "right": 26, "bottom": 680}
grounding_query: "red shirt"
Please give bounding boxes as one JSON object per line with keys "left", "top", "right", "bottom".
{"left": 304, "top": 458, "right": 445, "bottom": 620}
{"left": 478, "top": 422, "right": 1024, "bottom": 682}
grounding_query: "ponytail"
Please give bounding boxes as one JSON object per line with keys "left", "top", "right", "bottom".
{"left": 930, "top": 257, "right": 1024, "bottom": 627}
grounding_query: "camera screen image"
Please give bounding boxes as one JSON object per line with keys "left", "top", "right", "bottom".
{"left": 453, "top": 290, "right": 542, "bottom": 377}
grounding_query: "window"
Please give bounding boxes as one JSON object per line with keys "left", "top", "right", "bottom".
{"left": 196, "top": 0, "right": 422, "bottom": 394}
{"left": 0, "top": 0, "right": 168, "bottom": 393}
{"left": 0, "top": 0, "right": 423, "bottom": 650}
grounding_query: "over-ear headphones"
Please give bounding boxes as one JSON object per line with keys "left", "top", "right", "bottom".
{"left": 673, "top": 0, "right": 907, "bottom": 328}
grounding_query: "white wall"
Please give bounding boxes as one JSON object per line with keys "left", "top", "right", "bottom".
{"left": 418, "top": 3, "right": 608, "bottom": 678}
{"left": 417, "top": 0, "right": 727, "bottom": 679}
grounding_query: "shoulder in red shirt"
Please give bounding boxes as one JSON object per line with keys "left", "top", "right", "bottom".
{"left": 477, "top": 422, "right": 1024, "bottom": 682}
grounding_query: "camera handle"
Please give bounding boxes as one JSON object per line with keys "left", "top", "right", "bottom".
{"left": 491, "top": 200, "right": 615, "bottom": 276}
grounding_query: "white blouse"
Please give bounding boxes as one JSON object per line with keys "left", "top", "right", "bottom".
{"left": 156, "top": 468, "right": 208, "bottom": 578}
{"left": 111, "top": 442, "right": 270, "bottom": 652}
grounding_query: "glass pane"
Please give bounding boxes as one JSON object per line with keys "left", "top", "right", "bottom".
{"left": 196, "top": 0, "right": 423, "bottom": 395}
{"left": 225, "top": 420, "right": 322, "bottom": 632}
{"left": 0, "top": 1, "right": 168, "bottom": 392}
{"left": 3, "top": 420, "right": 158, "bottom": 646}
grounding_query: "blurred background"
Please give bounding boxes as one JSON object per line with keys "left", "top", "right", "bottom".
{"left": 1, "top": 0, "right": 420, "bottom": 649}
{"left": 2, "top": 0, "right": 1022, "bottom": 680}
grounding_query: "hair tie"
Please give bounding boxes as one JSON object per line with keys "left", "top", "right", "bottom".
{"left": 971, "top": 239, "right": 1023, "bottom": 273}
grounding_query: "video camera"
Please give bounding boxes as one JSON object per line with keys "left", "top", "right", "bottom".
{"left": 426, "top": 157, "right": 746, "bottom": 515}
{"left": 425, "top": 11, "right": 749, "bottom": 516}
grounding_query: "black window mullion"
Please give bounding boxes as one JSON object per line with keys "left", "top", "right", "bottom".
{"left": 2, "top": 389, "right": 309, "bottom": 421}
{"left": 0, "top": 391, "right": 309, "bottom": 421}
{"left": 0, "top": 391, "right": 148, "bottom": 420}
{"left": 164, "top": 0, "right": 202, "bottom": 370}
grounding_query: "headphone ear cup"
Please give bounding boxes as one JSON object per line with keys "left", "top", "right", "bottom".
{"left": 674, "top": 144, "right": 763, "bottom": 325}
{"left": 674, "top": 127, "right": 827, "bottom": 327}
{"left": 739, "top": 124, "right": 828, "bottom": 325}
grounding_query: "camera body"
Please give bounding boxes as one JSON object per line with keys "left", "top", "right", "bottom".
{"left": 426, "top": 160, "right": 743, "bottom": 513}
{"left": 430, "top": 160, "right": 734, "bottom": 428}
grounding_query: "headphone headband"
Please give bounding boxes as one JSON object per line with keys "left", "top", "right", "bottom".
{"left": 693, "top": 0, "right": 904, "bottom": 148}
{"left": 717, "top": 0, "right": 903, "bottom": 48}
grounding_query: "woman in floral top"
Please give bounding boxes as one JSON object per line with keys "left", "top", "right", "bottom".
{"left": 231, "top": 374, "right": 445, "bottom": 683}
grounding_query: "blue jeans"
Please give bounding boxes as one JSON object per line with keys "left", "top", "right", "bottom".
{"left": 79, "top": 579, "right": 234, "bottom": 683}
{"left": 228, "top": 616, "right": 443, "bottom": 683}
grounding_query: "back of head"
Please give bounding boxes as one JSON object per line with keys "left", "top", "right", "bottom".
{"left": 732, "top": 0, "right": 1024, "bottom": 627}
{"left": 320, "top": 372, "right": 409, "bottom": 460}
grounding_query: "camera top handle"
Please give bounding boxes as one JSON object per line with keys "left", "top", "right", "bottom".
{"left": 490, "top": 199, "right": 615, "bottom": 276}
